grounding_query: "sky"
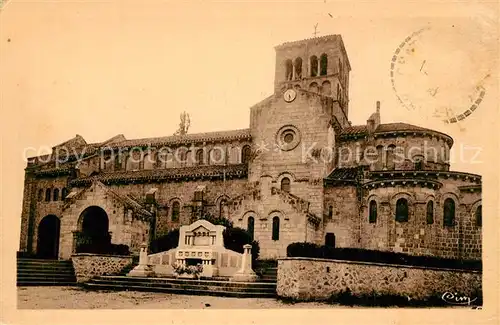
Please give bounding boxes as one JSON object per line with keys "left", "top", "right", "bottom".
{"left": 0, "top": 0, "right": 498, "bottom": 249}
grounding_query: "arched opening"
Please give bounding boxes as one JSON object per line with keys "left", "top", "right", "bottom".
{"left": 241, "top": 145, "right": 251, "bottom": 164}
{"left": 443, "top": 198, "right": 455, "bottom": 227}
{"left": 114, "top": 154, "right": 122, "bottom": 171}
{"left": 325, "top": 233, "right": 335, "bottom": 247}
{"left": 77, "top": 206, "right": 110, "bottom": 252}
{"left": 376, "top": 145, "right": 384, "bottom": 170}
{"left": 328, "top": 205, "right": 333, "bottom": 220}
{"left": 294, "top": 57, "right": 302, "bottom": 79}
{"left": 309, "top": 82, "right": 319, "bottom": 93}
{"left": 247, "top": 216, "right": 255, "bottom": 241}
{"left": 285, "top": 59, "right": 293, "bottom": 81}
{"left": 272, "top": 216, "right": 280, "bottom": 240}
{"left": 320, "top": 54, "right": 328, "bottom": 75}
{"left": 281, "top": 177, "right": 291, "bottom": 193}
{"left": 195, "top": 149, "right": 205, "bottom": 166}
{"left": 426, "top": 200, "right": 434, "bottom": 224}
{"left": 395, "top": 198, "right": 409, "bottom": 222}
{"left": 321, "top": 80, "right": 332, "bottom": 96}
{"left": 386, "top": 145, "right": 396, "bottom": 170}
{"left": 219, "top": 198, "right": 227, "bottom": 217}
{"left": 369, "top": 200, "right": 377, "bottom": 223}
{"left": 45, "top": 188, "right": 51, "bottom": 202}
{"left": 475, "top": 205, "right": 482, "bottom": 227}
{"left": 310, "top": 56, "right": 319, "bottom": 77}
{"left": 61, "top": 188, "right": 68, "bottom": 200}
{"left": 37, "top": 215, "right": 60, "bottom": 259}
{"left": 143, "top": 153, "right": 155, "bottom": 170}
{"left": 171, "top": 201, "right": 180, "bottom": 222}
{"left": 53, "top": 188, "right": 59, "bottom": 201}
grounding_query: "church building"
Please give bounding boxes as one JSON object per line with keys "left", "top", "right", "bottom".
{"left": 19, "top": 34, "right": 482, "bottom": 261}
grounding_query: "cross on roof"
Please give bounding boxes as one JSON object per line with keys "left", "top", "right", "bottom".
{"left": 313, "top": 23, "right": 320, "bottom": 37}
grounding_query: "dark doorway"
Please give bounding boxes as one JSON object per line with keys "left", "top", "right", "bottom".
{"left": 37, "top": 215, "right": 60, "bottom": 259}
{"left": 325, "top": 232, "right": 336, "bottom": 248}
{"left": 77, "top": 206, "right": 110, "bottom": 250}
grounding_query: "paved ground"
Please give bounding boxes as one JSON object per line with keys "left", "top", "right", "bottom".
{"left": 17, "top": 286, "right": 333, "bottom": 309}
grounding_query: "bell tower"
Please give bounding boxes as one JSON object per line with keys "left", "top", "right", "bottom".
{"left": 274, "top": 34, "right": 351, "bottom": 119}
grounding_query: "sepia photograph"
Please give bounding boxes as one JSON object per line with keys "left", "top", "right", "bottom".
{"left": 0, "top": 0, "right": 498, "bottom": 324}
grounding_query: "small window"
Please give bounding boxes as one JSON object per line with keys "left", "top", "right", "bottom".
{"left": 38, "top": 189, "right": 43, "bottom": 202}
{"left": 241, "top": 145, "right": 251, "bottom": 164}
{"left": 395, "top": 198, "right": 409, "bottom": 222}
{"left": 219, "top": 199, "right": 227, "bottom": 217}
{"left": 45, "top": 189, "right": 51, "bottom": 202}
{"left": 426, "top": 201, "right": 434, "bottom": 224}
{"left": 247, "top": 216, "right": 255, "bottom": 241}
{"left": 443, "top": 198, "right": 455, "bottom": 227}
{"left": 195, "top": 149, "right": 205, "bottom": 166}
{"left": 53, "top": 188, "right": 59, "bottom": 201}
{"left": 285, "top": 59, "right": 293, "bottom": 81}
{"left": 114, "top": 154, "right": 122, "bottom": 170}
{"left": 325, "top": 233, "right": 335, "bottom": 247}
{"left": 294, "top": 57, "right": 302, "bottom": 79}
{"left": 475, "top": 205, "right": 482, "bottom": 227}
{"left": 272, "top": 216, "right": 280, "bottom": 240}
{"left": 328, "top": 206, "right": 333, "bottom": 219}
{"left": 171, "top": 201, "right": 180, "bottom": 222}
{"left": 369, "top": 200, "right": 377, "bottom": 223}
{"left": 61, "top": 188, "right": 68, "bottom": 200}
{"left": 280, "top": 177, "right": 291, "bottom": 193}
{"left": 320, "top": 54, "right": 328, "bottom": 76}
{"left": 310, "top": 56, "right": 318, "bottom": 77}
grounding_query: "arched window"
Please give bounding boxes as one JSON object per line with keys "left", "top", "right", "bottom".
{"left": 475, "top": 205, "right": 482, "bottom": 227}
{"left": 219, "top": 199, "right": 227, "bottom": 217}
{"left": 328, "top": 206, "right": 333, "bottom": 219}
{"left": 241, "top": 145, "right": 251, "bottom": 164}
{"left": 386, "top": 145, "right": 396, "bottom": 170}
{"left": 426, "top": 201, "right": 434, "bottom": 224}
{"left": 45, "top": 188, "right": 51, "bottom": 202}
{"left": 395, "top": 198, "right": 409, "bottom": 222}
{"left": 272, "top": 216, "right": 280, "bottom": 240}
{"left": 294, "top": 57, "right": 302, "bottom": 79}
{"left": 38, "top": 189, "right": 43, "bottom": 201}
{"left": 443, "top": 198, "right": 455, "bottom": 227}
{"left": 320, "top": 54, "right": 328, "bottom": 76}
{"left": 369, "top": 200, "right": 377, "bottom": 223}
{"left": 376, "top": 145, "right": 384, "bottom": 170}
{"left": 171, "top": 201, "right": 180, "bottom": 222}
{"left": 61, "top": 188, "right": 68, "bottom": 200}
{"left": 285, "top": 59, "right": 293, "bottom": 81}
{"left": 114, "top": 154, "right": 122, "bottom": 171}
{"left": 310, "top": 55, "right": 318, "bottom": 77}
{"left": 247, "top": 216, "right": 255, "bottom": 241}
{"left": 53, "top": 188, "right": 59, "bottom": 201}
{"left": 195, "top": 149, "right": 205, "bottom": 166}
{"left": 280, "top": 177, "right": 291, "bottom": 193}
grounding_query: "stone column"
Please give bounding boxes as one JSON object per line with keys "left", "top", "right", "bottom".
{"left": 128, "top": 242, "right": 155, "bottom": 277}
{"left": 231, "top": 244, "right": 258, "bottom": 282}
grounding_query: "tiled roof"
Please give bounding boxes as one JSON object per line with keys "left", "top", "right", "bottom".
{"left": 107, "top": 129, "right": 252, "bottom": 149}
{"left": 70, "top": 164, "right": 248, "bottom": 186}
{"left": 325, "top": 167, "right": 360, "bottom": 181}
{"left": 338, "top": 123, "right": 453, "bottom": 145}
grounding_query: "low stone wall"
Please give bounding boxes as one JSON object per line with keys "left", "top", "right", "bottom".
{"left": 277, "top": 257, "right": 482, "bottom": 301}
{"left": 71, "top": 253, "right": 133, "bottom": 283}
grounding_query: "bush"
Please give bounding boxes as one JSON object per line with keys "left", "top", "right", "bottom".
{"left": 223, "top": 227, "right": 260, "bottom": 262}
{"left": 150, "top": 228, "right": 180, "bottom": 254}
{"left": 286, "top": 243, "right": 482, "bottom": 271}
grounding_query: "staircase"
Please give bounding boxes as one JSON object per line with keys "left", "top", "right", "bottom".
{"left": 17, "top": 258, "right": 77, "bottom": 286}
{"left": 255, "top": 260, "right": 278, "bottom": 283}
{"left": 83, "top": 276, "right": 276, "bottom": 298}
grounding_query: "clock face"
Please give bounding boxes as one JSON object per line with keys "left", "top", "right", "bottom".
{"left": 283, "top": 89, "right": 297, "bottom": 103}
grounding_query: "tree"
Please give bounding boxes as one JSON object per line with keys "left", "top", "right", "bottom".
{"left": 174, "top": 111, "right": 191, "bottom": 136}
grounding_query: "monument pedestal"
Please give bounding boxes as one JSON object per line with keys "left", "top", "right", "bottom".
{"left": 231, "top": 244, "right": 258, "bottom": 282}
{"left": 128, "top": 243, "right": 155, "bottom": 277}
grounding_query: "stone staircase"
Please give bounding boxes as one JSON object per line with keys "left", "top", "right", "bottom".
{"left": 17, "top": 258, "right": 77, "bottom": 286}
{"left": 255, "top": 260, "right": 278, "bottom": 283}
{"left": 83, "top": 276, "right": 277, "bottom": 298}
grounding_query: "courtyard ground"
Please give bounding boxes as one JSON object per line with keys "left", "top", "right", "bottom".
{"left": 17, "top": 286, "right": 332, "bottom": 309}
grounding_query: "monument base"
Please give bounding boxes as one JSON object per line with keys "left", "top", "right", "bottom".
{"left": 128, "top": 264, "right": 155, "bottom": 277}
{"left": 231, "top": 271, "right": 258, "bottom": 282}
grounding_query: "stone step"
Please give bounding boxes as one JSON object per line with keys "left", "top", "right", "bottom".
{"left": 83, "top": 282, "right": 276, "bottom": 298}
{"left": 17, "top": 274, "right": 77, "bottom": 281}
{"left": 17, "top": 280, "right": 77, "bottom": 286}
{"left": 89, "top": 278, "right": 276, "bottom": 293}
{"left": 18, "top": 269, "right": 75, "bottom": 275}
{"left": 17, "top": 257, "right": 76, "bottom": 286}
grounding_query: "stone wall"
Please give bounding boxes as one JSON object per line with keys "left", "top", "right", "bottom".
{"left": 277, "top": 257, "right": 481, "bottom": 301}
{"left": 71, "top": 253, "right": 133, "bottom": 283}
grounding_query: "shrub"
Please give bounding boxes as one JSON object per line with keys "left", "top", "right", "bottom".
{"left": 223, "top": 227, "right": 260, "bottom": 262}
{"left": 150, "top": 228, "right": 180, "bottom": 254}
{"left": 286, "top": 243, "right": 482, "bottom": 271}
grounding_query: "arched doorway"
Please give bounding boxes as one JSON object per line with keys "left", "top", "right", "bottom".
{"left": 37, "top": 215, "right": 60, "bottom": 259}
{"left": 76, "top": 206, "right": 110, "bottom": 252}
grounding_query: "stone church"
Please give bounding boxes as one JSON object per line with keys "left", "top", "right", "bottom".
{"left": 19, "top": 34, "right": 482, "bottom": 261}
